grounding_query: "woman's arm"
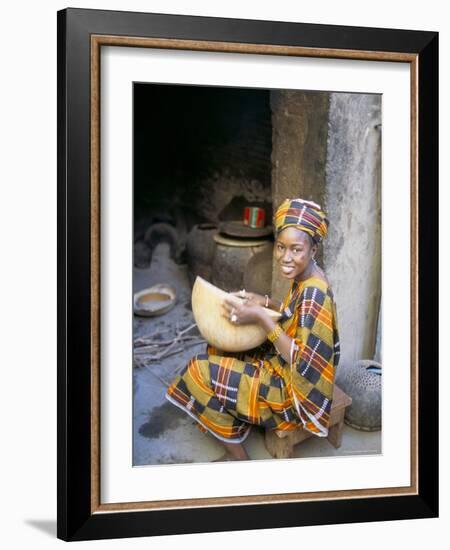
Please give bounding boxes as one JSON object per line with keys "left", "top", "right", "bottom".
{"left": 222, "top": 296, "right": 293, "bottom": 363}
{"left": 288, "top": 285, "right": 336, "bottom": 436}
{"left": 256, "top": 309, "right": 293, "bottom": 363}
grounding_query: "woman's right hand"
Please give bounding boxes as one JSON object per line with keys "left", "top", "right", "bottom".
{"left": 229, "top": 290, "right": 266, "bottom": 307}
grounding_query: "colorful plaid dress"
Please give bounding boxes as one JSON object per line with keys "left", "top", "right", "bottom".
{"left": 166, "top": 276, "right": 340, "bottom": 443}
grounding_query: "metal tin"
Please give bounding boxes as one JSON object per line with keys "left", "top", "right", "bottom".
{"left": 243, "top": 206, "right": 266, "bottom": 228}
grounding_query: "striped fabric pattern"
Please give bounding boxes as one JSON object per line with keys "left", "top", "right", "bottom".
{"left": 166, "top": 276, "right": 340, "bottom": 443}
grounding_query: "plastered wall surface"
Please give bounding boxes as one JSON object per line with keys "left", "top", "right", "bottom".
{"left": 324, "top": 93, "right": 382, "bottom": 374}
{"left": 271, "top": 90, "right": 381, "bottom": 375}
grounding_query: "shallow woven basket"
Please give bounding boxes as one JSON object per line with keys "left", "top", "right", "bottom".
{"left": 133, "top": 284, "right": 176, "bottom": 317}
{"left": 191, "top": 276, "right": 281, "bottom": 352}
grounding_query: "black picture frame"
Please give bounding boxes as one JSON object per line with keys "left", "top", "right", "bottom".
{"left": 57, "top": 7, "right": 438, "bottom": 542}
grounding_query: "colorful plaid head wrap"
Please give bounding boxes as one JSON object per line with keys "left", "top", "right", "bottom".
{"left": 274, "top": 198, "right": 329, "bottom": 243}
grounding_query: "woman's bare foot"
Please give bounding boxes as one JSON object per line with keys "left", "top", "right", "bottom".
{"left": 221, "top": 441, "right": 249, "bottom": 460}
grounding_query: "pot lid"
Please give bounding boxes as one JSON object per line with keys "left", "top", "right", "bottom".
{"left": 219, "top": 220, "right": 273, "bottom": 238}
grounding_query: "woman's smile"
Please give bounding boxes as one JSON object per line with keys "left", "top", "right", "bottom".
{"left": 281, "top": 265, "right": 295, "bottom": 275}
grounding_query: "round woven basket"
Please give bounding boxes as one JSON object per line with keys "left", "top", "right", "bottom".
{"left": 191, "top": 276, "right": 281, "bottom": 352}
{"left": 339, "top": 359, "right": 382, "bottom": 431}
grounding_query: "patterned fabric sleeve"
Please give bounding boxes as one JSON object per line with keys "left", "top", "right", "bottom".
{"left": 288, "top": 284, "right": 338, "bottom": 437}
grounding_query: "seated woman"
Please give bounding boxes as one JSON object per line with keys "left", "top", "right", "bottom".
{"left": 166, "top": 198, "right": 340, "bottom": 460}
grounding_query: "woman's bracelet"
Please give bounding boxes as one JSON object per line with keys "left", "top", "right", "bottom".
{"left": 267, "top": 323, "right": 283, "bottom": 343}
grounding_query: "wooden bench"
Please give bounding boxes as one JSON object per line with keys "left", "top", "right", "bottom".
{"left": 264, "top": 385, "right": 352, "bottom": 458}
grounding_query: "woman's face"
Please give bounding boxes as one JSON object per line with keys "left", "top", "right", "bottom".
{"left": 274, "top": 226, "right": 317, "bottom": 280}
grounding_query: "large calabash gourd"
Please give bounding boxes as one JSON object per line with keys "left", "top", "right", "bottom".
{"left": 191, "top": 276, "right": 282, "bottom": 352}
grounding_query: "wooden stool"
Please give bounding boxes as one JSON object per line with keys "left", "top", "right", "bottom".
{"left": 264, "top": 385, "right": 352, "bottom": 459}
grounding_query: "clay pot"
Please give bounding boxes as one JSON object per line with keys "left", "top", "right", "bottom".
{"left": 133, "top": 240, "right": 152, "bottom": 268}
{"left": 211, "top": 233, "right": 273, "bottom": 293}
{"left": 185, "top": 223, "right": 218, "bottom": 285}
{"left": 243, "top": 245, "right": 273, "bottom": 296}
{"left": 144, "top": 222, "right": 182, "bottom": 263}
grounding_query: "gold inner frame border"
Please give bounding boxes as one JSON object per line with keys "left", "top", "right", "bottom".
{"left": 89, "top": 34, "right": 419, "bottom": 514}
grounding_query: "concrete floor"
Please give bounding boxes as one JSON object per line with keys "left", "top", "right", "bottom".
{"left": 133, "top": 243, "right": 381, "bottom": 466}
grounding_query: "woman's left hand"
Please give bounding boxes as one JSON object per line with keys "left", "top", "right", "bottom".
{"left": 222, "top": 296, "right": 264, "bottom": 325}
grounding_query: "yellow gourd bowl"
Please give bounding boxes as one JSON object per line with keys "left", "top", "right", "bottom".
{"left": 191, "top": 276, "right": 281, "bottom": 352}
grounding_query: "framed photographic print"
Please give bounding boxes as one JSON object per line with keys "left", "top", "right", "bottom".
{"left": 57, "top": 7, "right": 438, "bottom": 541}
